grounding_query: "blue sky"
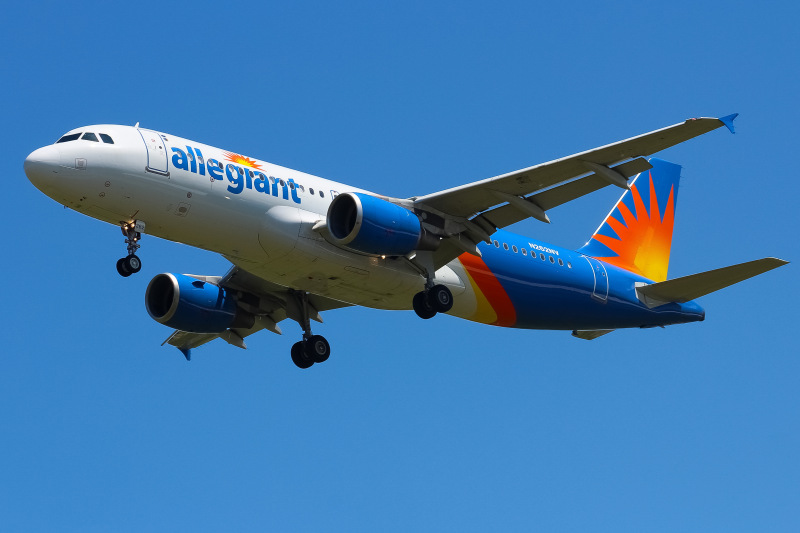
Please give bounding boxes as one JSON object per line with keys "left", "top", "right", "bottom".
{"left": 2, "top": 1, "right": 799, "bottom": 531}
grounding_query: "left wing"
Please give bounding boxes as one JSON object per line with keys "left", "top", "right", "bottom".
{"left": 163, "top": 266, "right": 351, "bottom": 359}
{"left": 413, "top": 115, "right": 736, "bottom": 219}
{"left": 409, "top": 114, "right": 737, "bottom": 269}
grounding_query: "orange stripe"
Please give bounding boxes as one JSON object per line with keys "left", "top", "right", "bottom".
{"left": 459, "top": 254, "right": 517, "bottom": 327}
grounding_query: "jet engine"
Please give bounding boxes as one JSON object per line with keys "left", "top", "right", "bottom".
{"left": 327, "top": 192, "right": 436, "bottom": 256}
{"left": 145, "top": 273, "right": 255, "bottom": 333}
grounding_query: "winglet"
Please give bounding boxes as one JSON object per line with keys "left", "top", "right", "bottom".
{"left": 179, "top": 347, "right": 191, "bottom": 361}
{"left": 719, "top": 113, "right": 738, "bottom": 134}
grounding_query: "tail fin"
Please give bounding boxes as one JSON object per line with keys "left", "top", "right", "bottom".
{"left": 578, "top": 158, "right": 681, "bottom": 282}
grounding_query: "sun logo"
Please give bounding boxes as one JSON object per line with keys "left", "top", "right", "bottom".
{"left": 223, "top": 151, "right": 263, "bottom": 170}
{"left": 591, "top": 172, "right": 676, "bottom": 283}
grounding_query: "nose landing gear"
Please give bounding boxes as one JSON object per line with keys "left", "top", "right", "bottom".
{"left": 116, "top": 220, "right": 145, "bottom": 277}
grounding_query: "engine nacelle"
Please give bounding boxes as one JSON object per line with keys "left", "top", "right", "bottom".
{"left": 145, "top": 273, "right": 254, "bottom": 333}
{"left": 327, "top": 192, "right": 425, "bottom": 256}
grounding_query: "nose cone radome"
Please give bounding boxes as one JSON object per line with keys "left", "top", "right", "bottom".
{"left": 24, "top": 145, "right": 60, "bottom": 190}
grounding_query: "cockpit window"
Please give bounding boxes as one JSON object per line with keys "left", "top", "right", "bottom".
{"left": 81, "top": 132, "right": 99, "bottom": 142}
{"left": 56, "top": 133, "right": 81, "bottom": 143}
{"left": 99, "top": 133, "right": 114, "bottom": 144}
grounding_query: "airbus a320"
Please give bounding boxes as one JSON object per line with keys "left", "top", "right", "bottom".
{"left": 24, "top": 114, "right": 787, "bottom": 368}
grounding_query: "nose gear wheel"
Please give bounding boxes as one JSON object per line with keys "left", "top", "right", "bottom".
{"left": 116, "top": 255, "right": 142, "bottom": 277}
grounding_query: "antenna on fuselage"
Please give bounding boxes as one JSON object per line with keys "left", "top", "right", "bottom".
{"left": 134, "top": 122, "right": 140, "bottom": 128}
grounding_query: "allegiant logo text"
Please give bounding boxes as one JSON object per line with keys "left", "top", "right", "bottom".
{"left": 170, "top": 145, "right": 301, "bottom": 204}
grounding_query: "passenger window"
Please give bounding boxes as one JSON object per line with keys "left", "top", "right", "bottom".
{"left": 57, "top": 133, "right": 81, "bottom": 143}
{"left": 289, "top": 181, "right": 295, "bottom": 189}
{"left": 567, "top": 262, "right": 572, "bottom": 269}
{"left": 310, "top": 188, "right": 315, "bottom": 195}
{"left": 549, "top": 256, "right": 555, "bottom": 263}
{"left": 521, "top": 248, "right": 527, "bottom": 256}
{"left": 540, "top": 253, "right": 545, "bottom": 260}
{"left": 319, "top": 191, "right": 325, "bottom": 198}
{"left": 99, "top": 133, "right": 114, "bottom": 144}
{"left": 503, "top": 243, "right": 509, "bottom": 251}
{"left": 81, "top": 132, "right": 99, "bottom": 142}
{"left": 298, "top": 184, "right": 305, "bottom": 192}
{"left": 237, "top": 167, "right": 244, "bottom": 175}
{"left": 248, "top": 170, "right": 254, "bottom": 177}
{"left": 279, "top": 179, "right": 285, "bottom": 187}
{"left": 512, "top": 245, "right": 518, "bottom": 253}
{"left": 493, "top": 240, "right": 499, "bottom": 248}
{"left": 558, "top": 258, "right": 564, "bottom": 266}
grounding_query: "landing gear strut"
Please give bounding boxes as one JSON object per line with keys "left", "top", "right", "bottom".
{"left": 116, "top": 221, "right": 144, "bottom": 277}
{"left": 289, "top": 290, "right": 331, "bottom": 369}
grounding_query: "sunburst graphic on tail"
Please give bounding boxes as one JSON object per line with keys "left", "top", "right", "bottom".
{"left": 579, "top": 158, "right": 680, "bottom": 282}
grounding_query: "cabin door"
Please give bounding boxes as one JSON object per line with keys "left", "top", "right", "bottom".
{"left": 584, "top": 257, "right": 609, "bottom": 301}
{"left": 138, "top": 128, "right": 169, "bottom": 176}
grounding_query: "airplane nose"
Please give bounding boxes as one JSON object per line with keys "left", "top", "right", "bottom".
{"left": 24, "top": 146, "right": 60, "bottom": 188}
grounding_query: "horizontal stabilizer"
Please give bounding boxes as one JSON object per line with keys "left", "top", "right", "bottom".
{"left": 636, "top": 257, "right": 788, "bottom": 306}
{"left": 572, "top": 329, "right": 615, "bottom": 340}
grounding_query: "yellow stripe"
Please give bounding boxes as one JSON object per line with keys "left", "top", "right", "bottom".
{"left": 460, "top": 259, "right": 498, "bottom": 325}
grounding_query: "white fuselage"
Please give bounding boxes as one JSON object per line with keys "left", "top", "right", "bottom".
{"left": 25, "top": 125, "right": 472, "bottom": 313}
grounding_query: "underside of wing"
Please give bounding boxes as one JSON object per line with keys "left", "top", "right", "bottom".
{"left": 162, "top": 265, "right": 351, "bottom": 359}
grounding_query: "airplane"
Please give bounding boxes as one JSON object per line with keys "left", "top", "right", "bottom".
{"left": 24, "top": 114, "right": 788, "bottom": 368}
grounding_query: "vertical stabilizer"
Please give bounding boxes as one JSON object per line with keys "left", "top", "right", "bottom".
{"left": 578, "top": 158, "right": 681, "bottom": 282}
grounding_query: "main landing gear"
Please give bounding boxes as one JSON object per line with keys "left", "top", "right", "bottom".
{"left": 289, "top": 290, "right": 331, "bottom": 369}
{"left": 412, "top": 284, "right": 453, "bottom": 320}
{"left": 410, "top": 251, "right": 454, "bottom": 320}
{"left": 116, "top": 221, "right": 144, "bottom": 277}
{"left": 291, "top": 335, "right": 330, "bottom": 370}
